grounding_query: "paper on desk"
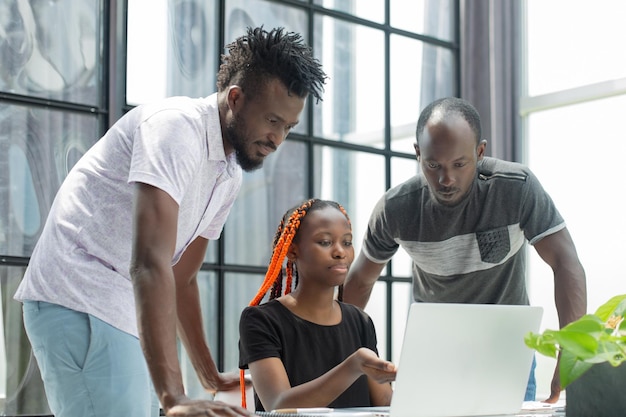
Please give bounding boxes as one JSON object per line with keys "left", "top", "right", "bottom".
{"left": 259, "top": 411, "right": 383, "bottom": 417}
{"left": 329, "top": 408, "right": 389, "bottom": 417}
{"left": 324, "top": 412, "right": 387, "bottom": 417}
{"left": 521, "top": 400, "right": 566, "bottom": 412}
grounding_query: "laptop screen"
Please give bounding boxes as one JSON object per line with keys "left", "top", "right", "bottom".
{"left": 390, "top": 303, "right": 543, "bottom": 417}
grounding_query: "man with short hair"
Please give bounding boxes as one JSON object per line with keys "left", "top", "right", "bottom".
{"left": 343, "top": 97, "right": 586, "bottom": 403}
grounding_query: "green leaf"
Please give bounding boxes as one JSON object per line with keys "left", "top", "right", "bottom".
{"left": 559, "top": 350, "right": 594, "bottom": 387}
{"left": 524, "top": 331, "right": 558, "bottom": 358}
{"left": 525, "top": 295, "right": 626, "bottom": 387}
{"left": 595, "top": 294, "right": 626, "bottom": 321}
{"left": 595, "top": 340, "right": 626, "bottom": 366}
{"left": 561, "top": 314, "right": 604, "bottom": 335}
{"left": 553, "top": 330, "right": 599, "bottom": 360}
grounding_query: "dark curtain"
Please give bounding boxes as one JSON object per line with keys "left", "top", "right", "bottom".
{"left": 460, "top": 0, "right": 521, "bottom": 162}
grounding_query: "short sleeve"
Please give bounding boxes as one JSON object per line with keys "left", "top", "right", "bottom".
{"left": 518, "top": 168, "right": 565, "bottom": 244}
{"left": 363, "top": 313, "right": 379, "bottom": 354}
{"left": 362, "top": 194, "right": 400, "bottom": 263}
{"left": 239, "top": 306, "right": 282, "bottom": 369}
{"left": 128, "top": 109, "right": 204, "bottom": 204}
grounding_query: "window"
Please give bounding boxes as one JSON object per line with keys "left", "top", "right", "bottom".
{"left": 521, "top": 0, "right": 626, "bottom": 398}
{"left": 0, "top": 0, "right": 105, "bottom": 414}
{"left": 0, "top": 0, "right": 458, "bottom": 413}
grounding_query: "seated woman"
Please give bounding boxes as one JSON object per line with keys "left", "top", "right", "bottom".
{"left": 239, "top": 199, "right": 396, "bottom": 411}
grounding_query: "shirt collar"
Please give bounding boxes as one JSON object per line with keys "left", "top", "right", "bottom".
{"left": 204, "top": 93, "right": 241, "bottom": 177}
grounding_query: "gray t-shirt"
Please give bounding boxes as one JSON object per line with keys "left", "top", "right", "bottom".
{"left": 362, "top": 157, "right": 564, "bottom": 305}
{"left": 14, "top": 93, "right": 242, "bottom": 337}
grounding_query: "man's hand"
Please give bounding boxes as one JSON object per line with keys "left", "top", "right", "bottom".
{"left": 166, "top": 397, "right": 252, "bottom": 416}
{"left": 542, "top": 368, "right": 561, "bottom": 404}
{"left": 202, "top": 371, "right": 247, "bottom": 394}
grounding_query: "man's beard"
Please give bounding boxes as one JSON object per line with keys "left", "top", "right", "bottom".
{"left": 224, "top": 114, "right": 263, "bottom": 172}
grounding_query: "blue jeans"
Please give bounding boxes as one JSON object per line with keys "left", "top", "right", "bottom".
{"left": 22, "top": 301, "right": 160, "bottom": 417}
{"left": 525, "top": 355, "right": 537, "bottom": 401}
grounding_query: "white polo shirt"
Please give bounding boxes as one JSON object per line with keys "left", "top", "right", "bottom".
{"left": 15, "top": 93, "right": 242, "bottom": 337}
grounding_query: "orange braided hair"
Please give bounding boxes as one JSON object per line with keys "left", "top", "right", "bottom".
{"left": 239, "top": 199, "right": 351, "bottom": 409}
{"left": 240, "top": 199, "right": 313, "bottom": 408}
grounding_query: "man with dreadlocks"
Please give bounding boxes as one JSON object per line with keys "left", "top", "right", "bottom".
{"left": 239, "top": 199, "right": 396, "bottom": 411}
{"left": 14, "top": 27, "right": 326, "bottom": 417}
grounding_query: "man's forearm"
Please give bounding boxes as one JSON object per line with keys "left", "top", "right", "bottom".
{"left": 175, "top": 276, "right": 222, "bottom": 390}
{"left": 343, "top": 252, "right": 385, "bottom": 309}
{"left": 342, "top": 276, "right": 374, "bottom": 309}
{"left": 133, "top": 266, "right": 186, "bottom": 410}
{"left": 554, "top": 266, "right": 587, "bottom": 327}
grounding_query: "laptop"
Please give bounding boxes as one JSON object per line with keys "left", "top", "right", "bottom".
{"left": 387, "top": 303, "right": 543, "bottom": 417}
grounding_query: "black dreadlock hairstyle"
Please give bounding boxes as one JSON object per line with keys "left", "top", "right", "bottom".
{"left": 216, "top": 26, "right": 327, "bottom": 103}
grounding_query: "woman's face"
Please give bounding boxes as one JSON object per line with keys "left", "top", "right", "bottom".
{"left": 289, "top": 206, "right": 354, "bottom": 287}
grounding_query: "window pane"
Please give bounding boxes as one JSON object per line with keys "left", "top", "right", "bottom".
{"left": 390, "top": 0, "right": 456, "bottom": 41}
{"left": 224, "top": 141, "right": 308, "bottom": 266}
{"left": 225, "top": 0, "right": 309, "bottom": 134}
{"left": 390, "top": 35, "right": 421, "bottom": 153}
{"left": 226, "top": 0, "right": 307, "bottom": 41}
{"left": 361, "top": 280, "right": 414, "bottom": 364}
{"left": 0, "top": 265, "right": 50, "bottom": 415}
{"left": 0, "top": 0, "right": 102, "bottom": 106}
{"left": 364, "top": 281, "right": 388, "bottom": 361}
{"left": 223, "top": 272, "right": 265, "bottom": 372}
{"left": 527, "top": 95, "right": 626, "bottom": 316}
{"left": 526, "top": 95, "right": 626, "bottom": 396}
{"left": 391, "top": 155, "right": 417, "bottom": 188}
{"left": 314, "top": 0, "right": 385, "bottom": 24}
{"left": 389, "top": 156, "right": 418, "bottom": 278}
{"left": 391, "top": 40, "right": 455, "bottom": 153}
{"left": 203, "top": 240, "right": 218, "bottom": 263}
{"left": 526, "top": 0, "right": 626, "bottom": 96}
{"left": 314, "top": 17, "right": 385, "bottom": 148}
{"left": 388, "top": 240, "right": 413, "bottom": 278}
{"left": 313, "top": 145, "right": 385, "bottom": 257}
{"left": 179, "top": 270, "right": 218, "bottom": 399}
{"left": 127, "top": 0, "right": 219, "bottom": 104}
{"left": 392, "top": 282, "right": 412, "bottom": 364}
{"left": 0, "top": 104, "right": 100, "bottom": 257}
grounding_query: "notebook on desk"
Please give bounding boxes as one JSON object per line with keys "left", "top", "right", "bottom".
{"left": 386, "top": 302, "right": 543, "bottom": 417}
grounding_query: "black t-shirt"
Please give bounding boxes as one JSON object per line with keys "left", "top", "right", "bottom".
{"left": 239, "top": 300, "right": 379, "bottom": 411}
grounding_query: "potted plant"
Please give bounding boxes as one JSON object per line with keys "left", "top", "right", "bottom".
{"left": 524, "top": 294, "right": 626, "bottom": 417}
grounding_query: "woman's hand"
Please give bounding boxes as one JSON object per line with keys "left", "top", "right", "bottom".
{"left": 352, "top": 347, "right": 397, "bottom": 383}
